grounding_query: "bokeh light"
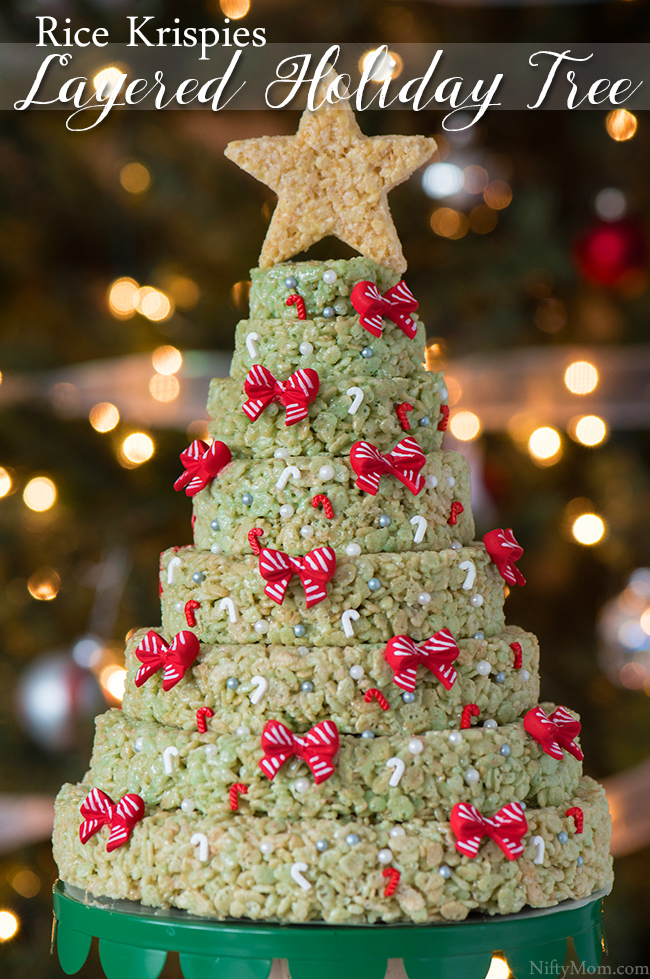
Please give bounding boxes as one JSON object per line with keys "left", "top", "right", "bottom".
{"left": 230, "top": 280, "right": 251, "bottom": 312}
{"left": 468, "top": 205, "right": 497, "bottom": 234}
{"left": 572, "top": 513, "right": 606, "bottom": 545}
{"left": 422, "top": 162, "right": 464, "bottom": 199}
{"left": 121, "top": 433, "right": 154, "bottom": 466}
{"left": 23, "top": 476, "right": 57, "bottom": 512}
{"left": 119, "top": 161, "right": 151, "bottom": 194}
{"left": 360, "top": 49, "right": 403, "bottom": 82}
{"left": 534, "top": 297, "right": 566, "bottom": 335}
{"left": 166, "top": 275, "right": 200, "bottom": 310}
{"left": 430, "top": 207, "right": 468, "bottom": 239}
{"left": 27, "top": 567, "right": 61, "bottom": 601}
{"left": 0, "top": 911, "right": 19, "bottom": 941}
{"left": 220, "top": 0, "right": 250, "bottom": 17}
{"left": 595, "top": 188, "right": 626, "bottom": 221}
{"left": 89, "top": 402, "right": 120, "bottom": 433}
{"left": 12, "top": 869, "right": 41, "bottom": 898}
{"left": 137, "top": 287, "right": 173, "bottom": 322}
{"left": 108, "top": 277, "right": 140, "bottom": 319}
{"left": 152, "top": 345, "right": 182, "bottom": 375}
{"left": 450, "top": 410, "right": 481, "bottom": 441}
{"left": 0, "top": 467, "right": 12, "bottom": 498}
{"left": 93, "top": 66, "right": 125, "bottom": 97}
{"left": 573, "top": 415, "right": 607, "bottom": 446}
{"left": 606, "top": 109, "right": 637, "bottom": 142}
{"left": 528, "top": 426, "right": 561, "bottom": 462}
{"left": 149, "top": 373, "right": 180, "bottom": 403}
{"left": 483, "top": 181, "right": 512, "bottom": 209}
{"left": 564, "top": 361, "right": 599, "bottom": 394}
{"left": 100, "top": 665, "right": 127, "bottom": 702}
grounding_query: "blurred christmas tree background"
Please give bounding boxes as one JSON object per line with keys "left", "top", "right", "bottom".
{"left": 1, "top": 0, "right": 650, "bottom": 975}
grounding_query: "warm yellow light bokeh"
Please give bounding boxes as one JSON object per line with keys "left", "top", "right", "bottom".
{"left": 430, "top": 207, "right": 468, "bottom": 239}
{"left": 468, "top": 204, "right": 497, "bottom": 234}
{"left": 528, "top": 426, "right": 561, "bottom": 461}
{"left": 137, "top": 287, "right": 173, "bottom": 322}
{"left": 572, "top": 513, "right": 606, "bottom": 545}
{"left": 27, "top": 567, "right": 61, "bottom": 601}
{"left": 450, "top": 410, "right": 481, "bottom": 441}
{"left": 100, "top": 665, "right": 127, "bottom": 702}
{"left": 360, "top": 49, "right": 403, "bottom": 82}
{"left": 152, "top": 345, "right": 182, "bottom": 375}
{"left": 220, "top": 0, "right": 250, "bottom": 17}
{"left": 564, "top": 360, "right": 599, "bottom": 395}
{"left": 606, "top": 109, "right": 637, "bottom": 142}
{"left": 0, "top": 467, "right": 12, "bottom": 498}
{"left": 0, "top": 911, "right": 18, "bottom": 941}
{"left": 122, "top": 433, "right": 154, "bottom": 465}
{"left": 149, "top": 373, "right": 180, "bottom": 403}
{"left": 23, "top": 476, "right": 57, "bottom": 512}
{"left": 120, "top": 161, "right": 151, "bottom": 194}
{"left": 12, "top": 869, "right": 41, "bottom": 898}
{"left": 93, "top": 66, "right": 124, "bottom": 97}
{"left": 89, "top": 402, "right": 120, "bottom": 433}
{"left": 166, "top": 275, "right": 200, "bottom": 310}
{"left": 574, "top": 415, "right": 607, "bottom": 446}
{"left": 108, "top": 277, "right": 140, "bottom": 319}
{"left": 483, "top": 181, "right": 512, "bottom": 210}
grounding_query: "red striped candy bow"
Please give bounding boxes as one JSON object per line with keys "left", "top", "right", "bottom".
{"left": 79, "top": 787, "right": 145, "bottom": 851}
{"left": 450, "top": 801, "right": 528, "bottom": 861}
{"left": 259, "top": 719, "right": 340, "bottom": 784}
{"left": 483, "top": 528, "right": 526, "bottom": 587}
{"left": 243, "top": 365, "right": 319, "bottom": 426}
{"left": 383, "top": 630, "right": 459, "bottom": 693}
{"left": 258, "top": 545, "right": 336, "bottom": 608}
{"left": 134, "top": 630, "right": 200, "bottom": 691}
{"left": 350, "top": 280, "right": 419, "bottom": 340}
{"left": 523, "top": 705, "right": 584, "bottom": 762}
{"left": 174, "top": 440, "right": 232, "bottom": 497}
{"left": 350, "top": 437, "right": 425, "bottom": 496}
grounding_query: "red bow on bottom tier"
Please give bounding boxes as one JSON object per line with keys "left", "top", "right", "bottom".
{"left": 350, "top": 280, "right": 419, "bottom": 339}
{"left": 134, "top": 630, "right": 200, "bottom": 691}
{"left": 243, "top": 365, "right": 320, "bottom": 426}
{"left": 79, "top": 788, "right": 145, "bottom": 851}
{"left": 174, "top": 439, "right": 232, "bottom": 497}
{"left": 383, "top": 630, "right": 459, "bottom": 693}
{"left": 483, "top": 528, "right": 526, "bottom": 587}
{"left": 258, "top": 546, "right": 336, "bottom": 608}
{"left": 524, "top": 705, "right": 584, "bottom": 761}
{"left": 350, "top": 436, "right": 426, "bottom": 496}
{"left": 259, "top": 719, "right": 340, "bottom": 784}
{"left": 450, "top": 801, "right": 528, "bottom": 860}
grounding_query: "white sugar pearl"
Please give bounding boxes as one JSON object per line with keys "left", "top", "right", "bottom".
{"left": 521, "top": 669, "right": 531, "bottom": 681}
{"left": 174, "top": 602, "right": 184, "bottom": 613}
{"left": 389, "top": 826, "right": 406, "bottom": 838}
{"left": 260, "top": 841, "right": 275, "bottom": 855}
{"left": 417, "top": 592, "right": 431, "bottom": 605}
{"left": 300, "top": 526, "right": 314, "bottom": 538}
{"left": 349, "top": 665, "right": 365, "bottom": 680}
{"left": 211, "top": 543, "right": 222, "bottom": 554}
{"left": 483, "top": 719, "right": 498, "bottom": 730}
{"left": 451, "top": 541, "right": 462, "bottom": 550}
{"left": 236, "top": 725, "right": 250, "bottom": 736}
{"left": 439, "top": 387, "right": 448, "bottom": 400}
{"left": 425, "top": 475, "right": 438, "bottom": 489}
{"left": 299, "top": 342, "right": 314, "bottom": 356}
{"left": 476, "top": 660, "right": 491, "bottom": 676}
{"left": 297, "top": 646, "right": 309, "bottom": 656}
{"left": 134, "top": 737, "right": 145, "bottom": 752}
{"left": 346, "top": 543, "right": 361, "bottom": 557}
{"left": 254, "top": 619, "right": 270, "bottom": 635}
{"left": 279, "top": 504, "right": 295, "bottom": 519}
{"left": 448, "top": 731, "right": 463, "bottom": 746}
{"left": 181, "top": 799, "right": 195, "bottom": 813}
{"left": 408, "top": 739, "right": 424, "bottom": 755}
{"left": 322, "top": 270, "right": 337, "bottom": 284}
{"left": 447, "top": 476, "right": 456, "bottom": 488}
{"left": 274, "top": 448, "right": 288, "bottom": 459}
{"left": 377, "top": 849, "right": 393, "bottom": 864}
{"left": 294, "top": 778, "right": 310, "bottom": 793}
{"left": 205, "top": 744, "right": 217, "bottom": 759}
{"left": 465, "top": 767, "right": 480, "bottom": 783}
{"left": 470, "top": 594, "right": 484, "bottom": 607}
{"left": 318, "top": 465, "right": 335, "bottom": 481}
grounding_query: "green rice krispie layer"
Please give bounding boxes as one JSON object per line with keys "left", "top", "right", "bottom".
{"left": 160, "top": 545, "right": 506, "bottom": 646}
{"left": 83, "top": 705, "right": 581, "bottom": 822}
{"left": 193, "top": 450, "right": 473, "bottom": 556}
{"left": 207, "top": 374, "right": 445, "bottom": 459}
{"left": 122, "top": 627, "right": 539, "bottom": 736}
{"left": 248, "top": 259, "right": 399, "bottom": 320}
{"left": 52, "top": 776, "right": 612, "bottom": 924}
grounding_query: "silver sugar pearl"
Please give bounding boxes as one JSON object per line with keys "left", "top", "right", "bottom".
{"left": 361, "top": 730, "right": 375, "bottom": 739}
{"left": 438, "top": 864, "right": 452, "bottom": 879}
{"left": 284, "top": 276, "right": 297, "bottom": 289}
{"left": 558, "top": 832, "right": 568, "bottom": 844}
{"left": 316, "top": 839, "right": 329, "bottom": 852}
{"left": 192, "top": 572, "right": 206, "bottom": 584}
{"left": 419, "top": 416, "right": 430, "bottom": 427}
{"left": 241, "top": 493, "right": 253, "bottom": 506}
{"left": 301, "top": 681, "right": 314, "bottom": 693}
{"left": 483, "top": 719, "right": 498, "bottom": 730}
{"left": 367, "top": 578, "right": 381, "bottom": 591}
{"left": 210, "top": 518, "right": 220, "bottom": 531}
{"left": 293, "top": 624, "right": 306, "bottom": 638}
{"left": 226, "top": 677, "right": 239, "bottom": 690}
{"left": 495, "top": 672, "right": 506, "bottom": 684}
{"left": 361, "top": 347, "right": 373, "bottom": 358}
{"left": 521, "top": 669, "right": 531, "bottom": 681}
{"left": 577, "top": 856, "right": 584, "bottom": 866}
{"left": 322, "top": 306, "right": 336, "bottom": 318}
{"left": 345, "top": 833, "right": 359, "bottom": 846}
{"left": 402, "top": 692, "right": 416, "bottom": 704}
{"left": 378, "top": 515, "right": 392, "bottom": 528}
{"left": 473, "top": 631, "right": 485, "bottom": 639}
{"left": 334, "top": 301, "right": 348, "bottom": 315}
{"left": 500, "top": 744, "right": 511, "bottom": 757}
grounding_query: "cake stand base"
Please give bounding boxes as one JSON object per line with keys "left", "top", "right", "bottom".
{"left": 52, "top": 879, "right": 608, "bottom": 979}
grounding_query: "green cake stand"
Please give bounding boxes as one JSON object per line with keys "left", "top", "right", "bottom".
{"left": 52, "top": 880, "right": 608, "bottom": 979}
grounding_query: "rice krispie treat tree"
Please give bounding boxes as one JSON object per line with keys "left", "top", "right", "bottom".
{"left": 53, "top": 76, "right": 612, "bottom": 926}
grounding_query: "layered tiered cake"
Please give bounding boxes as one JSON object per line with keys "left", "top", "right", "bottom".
{"left": 53, "top": 80, "right": 612, "bottom": 925}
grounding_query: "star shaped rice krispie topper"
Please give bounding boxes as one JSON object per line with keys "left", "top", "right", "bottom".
{"left": 224, "top": 69, "right": 436, "bottom": 273}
